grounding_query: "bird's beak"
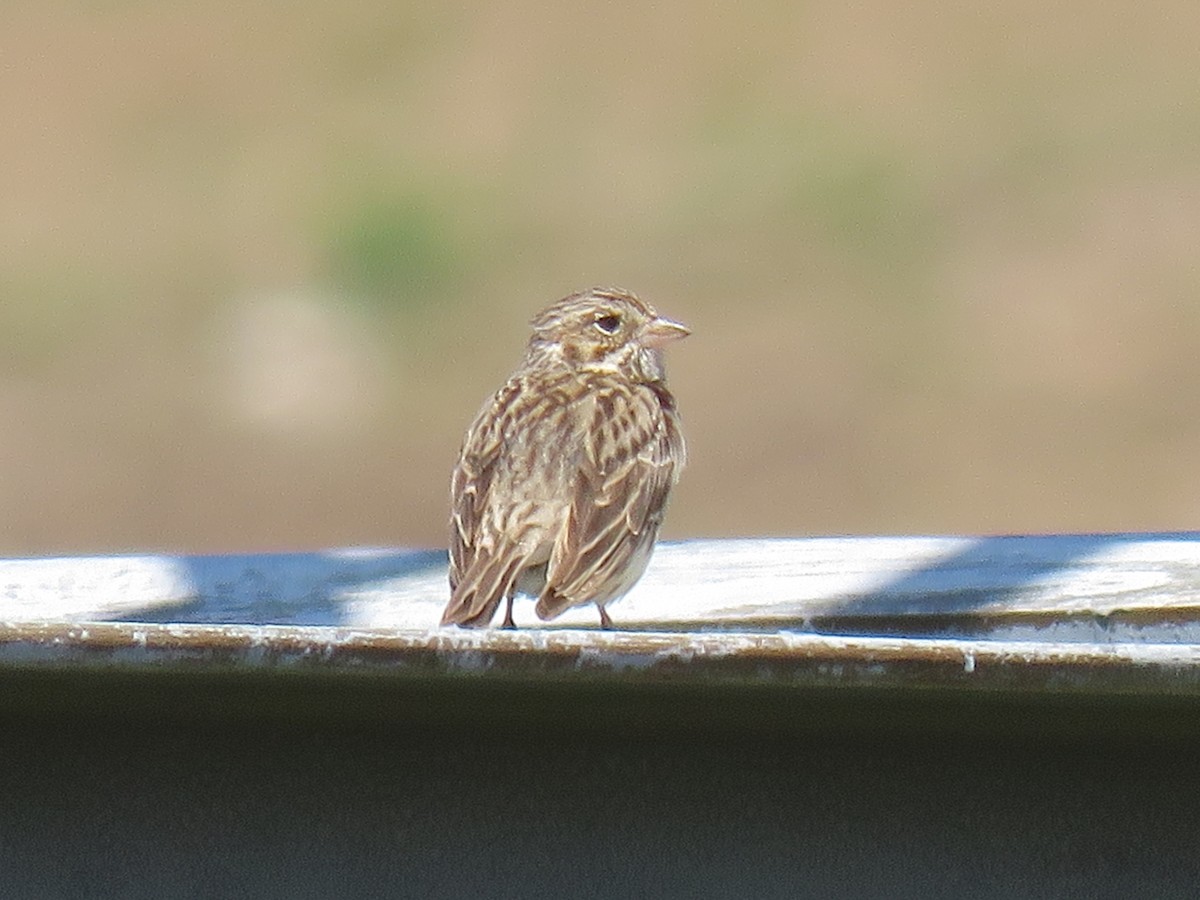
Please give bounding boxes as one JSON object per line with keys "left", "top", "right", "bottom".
{"left": 640, "top": 316, "right": 691, "bottom": 349}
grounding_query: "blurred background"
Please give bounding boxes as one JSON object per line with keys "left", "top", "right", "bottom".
{"left": 3, "top": 1, "right": 1200, "bottom": 556}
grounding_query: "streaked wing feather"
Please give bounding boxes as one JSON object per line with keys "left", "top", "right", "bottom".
{"left": 447, "top": 389, "right": 508, "bottom": 590}
{"left": 536, "top": 384, "right": 682, "bottom": 620}
{"left": 442, "top": 375, "right": 580, "bottom": 626}
{"left": 442, "top": 384, "right": 516, "bottom": 626}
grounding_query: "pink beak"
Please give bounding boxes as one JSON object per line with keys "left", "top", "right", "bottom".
{"left": 640, "top": 316, "right": 691, "bottom": 349}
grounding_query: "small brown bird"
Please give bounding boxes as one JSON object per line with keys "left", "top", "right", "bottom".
{"left": 441, "top": 287, "right": 689, "bottom": 629}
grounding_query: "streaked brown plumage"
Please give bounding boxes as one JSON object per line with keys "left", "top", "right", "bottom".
{"left": 440, "top": 287, "right": 689, "bottom": 629}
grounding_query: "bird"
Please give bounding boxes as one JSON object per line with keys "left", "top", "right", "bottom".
{"left": 440, "top": 287, "right": 689, "bottom": 630}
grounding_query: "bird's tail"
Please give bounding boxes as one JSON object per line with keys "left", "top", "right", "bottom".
{"left": 440, "top": 552, "right": 525, "bottom": 627}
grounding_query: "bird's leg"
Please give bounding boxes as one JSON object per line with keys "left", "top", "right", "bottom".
{"left": 502, "top": 592, "right": 516, "bottom": 629}
{"left": 598, "top": 606, "right": 614, "bottom": 630}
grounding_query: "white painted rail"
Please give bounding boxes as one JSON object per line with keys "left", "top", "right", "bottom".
{"left": 4, "top": 534, "right": 1200, "bottom": 628}
{"left": 3, "top": 534, "right": 1200, "bottom": 695}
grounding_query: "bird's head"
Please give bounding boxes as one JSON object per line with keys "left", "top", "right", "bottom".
{"left": 527, "top": 287, "right": 690, "bottom": 383}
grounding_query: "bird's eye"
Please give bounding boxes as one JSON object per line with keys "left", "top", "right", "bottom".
{"left": 594, "top": 314, "right": 621, "bottom": 334}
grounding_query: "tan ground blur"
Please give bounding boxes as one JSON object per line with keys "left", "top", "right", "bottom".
{"left": 3, "top": 1, "right": 1200, "bottom": 555}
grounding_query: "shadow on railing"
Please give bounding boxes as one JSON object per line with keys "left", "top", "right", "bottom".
{"left": 810, "top": 531, "right": 1200, "bottom": 642}
{"left": 111, "top": 548, "right": 448, "bottom": 626}
{"left": 0, "top": 531, "right": 1187, "bottom": 640}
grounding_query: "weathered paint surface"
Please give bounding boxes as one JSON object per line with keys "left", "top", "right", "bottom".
{"left": 4, "top": 534, "right": 1200, "bottom": 628}
{"left": 3, "top": 534, "right": 1200, "bottom": 696}
{"left": 2, "top": 620, "right": 1200, "bottom": 697}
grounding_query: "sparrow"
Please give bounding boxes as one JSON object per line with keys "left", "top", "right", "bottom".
{"left": 440, "top": 287, "right": 688, "bottom": 629}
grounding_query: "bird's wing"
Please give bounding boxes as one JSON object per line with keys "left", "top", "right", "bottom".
{"left": 442, "top": 384, "right": 517, "bottom": 626}
{"left": 442, "top": 378, "right": 573, "bottom": 627}
{"left": 536, "top": 383, "right": 683, "bottom": 621}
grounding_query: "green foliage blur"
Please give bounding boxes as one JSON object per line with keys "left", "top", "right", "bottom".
{"left": 3, "top": 2, "right": 1200, "bottom": 553}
